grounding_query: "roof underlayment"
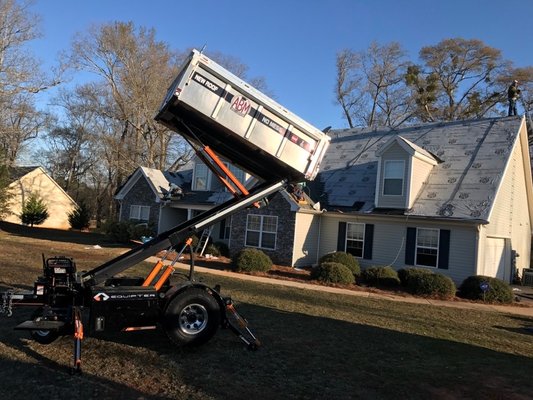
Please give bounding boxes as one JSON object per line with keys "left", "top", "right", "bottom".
{"left": 317, "top": 116, "right": 524, "bottom": 221}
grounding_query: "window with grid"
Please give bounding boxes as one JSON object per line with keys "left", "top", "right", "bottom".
{"left": 245, "top": 214, "right": 277, "bottom": 250}
{"left": 416, "top": 228, "right": 439, "bottom": 267}
{"left": 346, "top": 222, "right": 365, "bottom": 258}
{"left": 130, "top": 205, "right": 150, "bottom": 221}
{"left": 383, "top": 160, "right": 404, "bottom": 195}
{"left": 193, "top": 163, "right": 209, "bottom": 190}
{"left": 227, "top": 163, "right": 245, "bottom": 185}
{"left": 223, "top": 216, "right": 232, "bottom": 240}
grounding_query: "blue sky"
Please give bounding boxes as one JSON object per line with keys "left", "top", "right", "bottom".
{"left": 29, "top": 0, "right": 533, "bottom": 130}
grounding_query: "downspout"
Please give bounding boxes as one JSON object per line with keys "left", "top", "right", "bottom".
{"left": 315, "top": 212, "right": 322, "bottom": 266}
{"left": 475, "top": 224, "right": 482, "bottom": 275}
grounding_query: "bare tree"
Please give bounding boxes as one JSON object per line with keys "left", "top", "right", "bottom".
{"left": 0, "top": 0, "right": 60, "bottom": 165}
{"left": 67, "top": 22, "right": 187, "bottom": 171}
{"left": 335, "top": 42, "right": 412, "bottom": 128}
{"left": 43, "top": 85, "right": 102, "bottom": 193}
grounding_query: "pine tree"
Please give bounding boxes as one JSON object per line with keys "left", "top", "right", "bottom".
{"left": 20, "top": 193, "right": 49, "bottom": 227}
{"left": 68, "top": 201, "right": 91, "bottom": 230}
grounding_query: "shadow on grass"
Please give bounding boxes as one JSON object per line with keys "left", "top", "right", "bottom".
{"left": 0, "top": 221, "right": 120, "bottom": 247}
{"left": 4, "top": 302, "right": 528, "bottom": 400}
{"left": 0, "top": 310, "right": 175, "bottom": 400}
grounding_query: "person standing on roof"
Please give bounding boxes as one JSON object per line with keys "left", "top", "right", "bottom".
{"left": 507, "top": 80, "right": 521, "bottom": 116}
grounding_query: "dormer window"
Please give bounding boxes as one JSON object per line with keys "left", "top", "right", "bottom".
{"left": 193, "top": 163, "right": 209, "bottom": 190}
{"left": 383, "top": 160, "right": 405, "bottom": 196}
{"left": 375, "top": 136, "right": 440, "bottom": 209}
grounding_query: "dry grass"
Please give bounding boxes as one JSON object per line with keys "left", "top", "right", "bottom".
{"left": 1, "top": 222, "right": 533, "bottom": 399}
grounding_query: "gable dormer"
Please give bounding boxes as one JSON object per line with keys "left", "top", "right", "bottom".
{"left": 192, "top": 155, "right": 247, "bottom": 191}
{"left": 375, "top": 136, "right": 439, "bottom": 209}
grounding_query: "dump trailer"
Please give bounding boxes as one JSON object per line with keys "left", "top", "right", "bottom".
{"left": 0, "top": 49, "right": 330, "bottom": 373}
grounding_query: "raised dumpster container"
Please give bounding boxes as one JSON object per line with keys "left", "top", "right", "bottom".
{"left": 155, "top": 49, "right": 330, "bottom": 183}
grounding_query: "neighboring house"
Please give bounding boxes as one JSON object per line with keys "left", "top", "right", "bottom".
{"left": 4, "top": 166, "right": 78, "bottom": 230}
{"left": 230, "top": 116, "right": 533, "bottom": 284}
{"left": 115, "top": 157, "right": 247, "bottom": 244}
{"left": 117, "top": 116, "right": 533, "bottom": 284}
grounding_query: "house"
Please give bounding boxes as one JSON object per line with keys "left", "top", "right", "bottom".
{"left": 117, "top": 116, "right": 533, "bottom": 284}
{"left": 115, "top": 159, "right": 248, "bottom": 244}
{"left": 4, "top": 166, "right": 78, "bottom": 230}
{"left": 229, "top": 116, "right": 533, "bottom": 284}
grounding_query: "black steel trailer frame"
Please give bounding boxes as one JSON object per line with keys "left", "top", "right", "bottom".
{"left": 1, "top": 143, "right": 286, "bottom": 373}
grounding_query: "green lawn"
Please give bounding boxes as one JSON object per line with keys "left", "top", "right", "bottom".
{"left": 0, "top": 224, "right": 532, "bottom": 399}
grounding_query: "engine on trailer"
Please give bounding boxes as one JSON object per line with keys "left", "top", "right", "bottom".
{"left": 34, "top": 256, "right": 79, "bottom": 308}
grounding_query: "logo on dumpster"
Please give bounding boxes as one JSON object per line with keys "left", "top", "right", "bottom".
{"left": 230, "top": 96, "right": 251, "bottom": 117}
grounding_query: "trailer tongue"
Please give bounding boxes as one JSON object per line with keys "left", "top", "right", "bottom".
{"left": 0, "top": 49, "right": 330, "bottom": 373}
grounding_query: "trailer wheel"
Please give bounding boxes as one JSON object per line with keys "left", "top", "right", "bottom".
{"left": 30, "top": 309, "right": 60, "bottom": 345}
{"left": 163, "top": 288, "right": 221, "bottom": 346}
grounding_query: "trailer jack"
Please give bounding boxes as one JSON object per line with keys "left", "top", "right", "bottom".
{"left": 223, "top": 297, "right": 261, "bottom": 351}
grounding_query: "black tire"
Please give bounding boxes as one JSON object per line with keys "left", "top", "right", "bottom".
{"left": 163, "top": 288, "right": 221, "bottom": 347}
{"left": 30, "top": 308, "right": 60, "bottom": 345}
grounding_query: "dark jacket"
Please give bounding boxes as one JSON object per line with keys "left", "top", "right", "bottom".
{"left": 508, "top": 84, "right": 520, "bottom": 101}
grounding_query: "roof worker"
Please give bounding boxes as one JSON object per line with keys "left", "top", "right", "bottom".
{"left": 507, "top": 79, "right": 521, "bottom": 116}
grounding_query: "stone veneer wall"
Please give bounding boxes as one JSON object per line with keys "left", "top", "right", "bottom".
{"left": 120, "top": 177, "right": 160, "bottom": 232}
{"left": 230, "top": 192, "right": 295, "bottom": 266}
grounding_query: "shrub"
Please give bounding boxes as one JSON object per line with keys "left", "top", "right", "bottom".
{"left": 311, "top": 262, "right": 355, "bottom": 285}
{"left": 233, "top": 248, "right": 272, "bottom": 273}
{"left": 362, "top": 266, "right": 400, "bottom": 287}
{"left": 213, "top": 241, "right": 230, "bottom": 257}
{"left": 20, "top": 193, "right": 49, "bottom": 227}
{"left": 204, "top": 243, "right": 221, "bottom": 257}
{"left": 68, "top": 201, "right": 92, "bottom": 230}
{"left": 103, "top": 220, "right": 155, "bottom": 243}
{"left": 398, "top": 268, "right": 433, "bottom": 287}
{"left": 318, "top": 252, "right": 360, "bottom": 278}
{"left": 458, "top": 275, "right": 513, "bottom": 304}
{"left": 406, "top": 273, "right": 456, "bottom": 299}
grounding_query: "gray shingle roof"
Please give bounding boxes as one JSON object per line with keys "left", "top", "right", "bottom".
{"left": 316, "top": 116, "right": 524, "bottom": 221}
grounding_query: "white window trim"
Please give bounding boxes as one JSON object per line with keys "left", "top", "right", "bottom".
{"left": 382, "top": 160, "right": 405, "bottom": 196}
{"left": 130, "top": 205, "right": 150, "bottom": 221}
{"left": 245, "top": 214, "right": 278, "bottom": 250}
{"left": 345, "top": 222, "right": 365, "bottom": 259}
{"left": 192, "top": 162, "right": 210, "bottom": 191}
{"left": 223, "top": 216, "right": 232, "bottom": 240}
{"left": 415, "top": 227, "right": 439, "bottom": 268}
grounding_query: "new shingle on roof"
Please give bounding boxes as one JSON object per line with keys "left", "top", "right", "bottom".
{"left": 316, "top": 116, "right": 523, "bottom": 221}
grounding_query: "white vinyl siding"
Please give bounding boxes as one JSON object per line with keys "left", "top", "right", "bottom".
{"left": 376, "top": 143, "right": 409, "bottom": 208}
{"left": 318, "top": 215, "right": 478, "bottom": 284}
{"left": 409, "top": 156, "right": 434, "bottom": 208}
{"left": 245, "top": 214, "right": 277, "bottom": 250}
{"left": 130, "top": 205, "right": 150, "bottom": 221}
{"left": 292, "top": 213, "right": 320, "bottom": 267}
